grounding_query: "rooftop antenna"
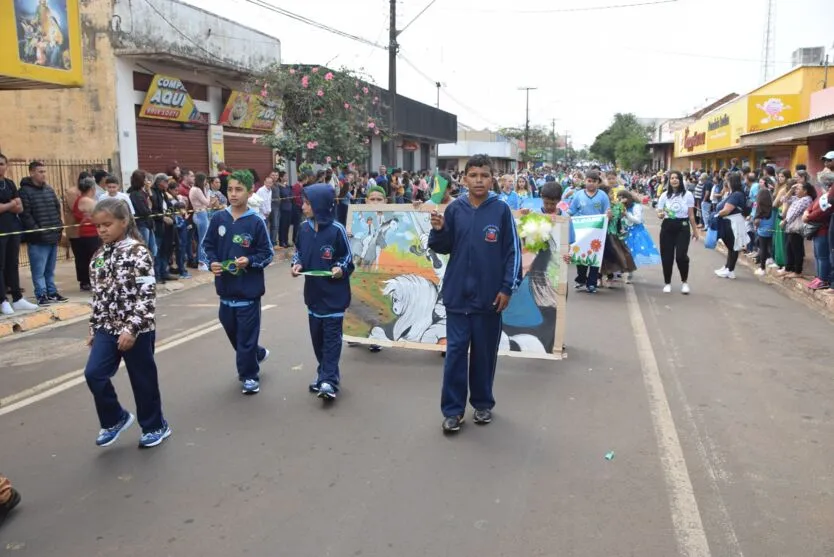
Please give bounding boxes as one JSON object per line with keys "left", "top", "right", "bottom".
{"left": 760, "top": 0, "right": 776, "bottom": 82}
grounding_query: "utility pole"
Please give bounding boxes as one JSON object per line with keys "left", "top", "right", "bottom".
{"left": 388, "top": 0, "right": 398, "bottom": 169}
{"left": 551, "top": 118, "right": 556, "bottom": 166}
{"left": 564, "top": 131, "right": 571, "bottom": 166}
{"left": 518, "top": 87, "right": 537, "bottom": 166}
{"left": 436, "top": 82, "right": 441, "bottom": 108}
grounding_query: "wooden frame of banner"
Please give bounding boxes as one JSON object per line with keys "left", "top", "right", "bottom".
{"left": 342, "top": 204, "right": 568, "bottom": 360}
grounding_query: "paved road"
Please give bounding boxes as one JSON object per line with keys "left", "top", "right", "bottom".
{"left": 1, "top": 223, "right": 833, "bottom": 557}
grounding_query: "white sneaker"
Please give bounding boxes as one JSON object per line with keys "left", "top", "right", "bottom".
{"left": 715, "top": 267, "right": 728, "bottom": 274}
{"left": 754, "top": 268, "right": 766, "bottom": 276}
{"left": 715, "top": 268, "right": 731, "bottom": 278}
{"left": 681, "top": 283, "right": 691, "bottom": 295}
{"left": 12, "top": 298, "right": 38, "bottom": 311}
{"left": 0, "top": 300, "right": 13, "bottom": 315}
{"left": 765, "top": 258, "right": 775, "bottom": 267}
{"left": 663, "top": 284, "right": 672, "bottom": 293}
{"left": 198, "top": 263, "right": 209, "bottom": 272}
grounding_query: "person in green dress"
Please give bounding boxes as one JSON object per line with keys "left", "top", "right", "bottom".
{"left": 772, "top": 169, "right": 793, "bottom": 270}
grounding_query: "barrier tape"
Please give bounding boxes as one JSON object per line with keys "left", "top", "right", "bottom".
{"left": 0, "top": 190, "right": 434, "bottom": 238}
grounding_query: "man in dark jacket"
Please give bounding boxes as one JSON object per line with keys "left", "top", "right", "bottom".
{"left": 18, "top": 161, "right": 68, "bottom": 305}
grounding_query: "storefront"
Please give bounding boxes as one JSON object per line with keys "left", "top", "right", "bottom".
{"left": 674, "top": 66, "right": 828, "bottom": 171}
{"left": 131, "top": 72, "right": 211, "bottom": 175}
{"left": 218, "top": 89, "right": 278, "bottom": 181}
{"left": 0, "top": 0, "right": 83, "bottom": 89}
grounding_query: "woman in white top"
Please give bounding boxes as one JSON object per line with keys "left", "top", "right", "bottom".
{"left": 656, "top": 170, "right": 699, "bottom": 294}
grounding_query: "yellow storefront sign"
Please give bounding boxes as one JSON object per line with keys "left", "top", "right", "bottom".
{"left": 219, "top": 91, "right": 279, "bottom": 131}
{"left": 674, "top": 120, "right": 709, "bottom": 158}
{"left": 747, "top": 94, "right": 801, "bottom": 133}
{"left": 209, "top": 125, "right": 225, "bottom": 175}
{"left": 0, "top": 0, "right": 83, "bottom": 88}
{"left": 139, "top": 74, "right": 203, "bottom": 122}
{"left": 706, "top": 100, "right": 747, "bottom": 151}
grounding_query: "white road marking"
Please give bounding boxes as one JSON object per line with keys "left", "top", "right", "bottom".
{"left": 0, "top": 305, "right": 276, "bottom": 417}
{"left": 625, "top": 284, "right": 712, "bottom": 557}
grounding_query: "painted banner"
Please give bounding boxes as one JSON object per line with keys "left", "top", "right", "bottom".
{"left": 568, "top": 215, "right": 608, "bottom": 269}
{"left": 343, "top": 205, "right": 568, "bottom": 360}
{"left": 747, "top": 94, "right": 801, "bottom": 133}
{"left": 1, "top": 0, "right": 83, "bottom": 87}
{"left": 139, "top": 74, "right": 202, "bottom": 122}
{"left": 209, "top": 125, "right": 224, "bottom": 175}
{"left": 219, "top": 90, "right": 279, "bottom": 131}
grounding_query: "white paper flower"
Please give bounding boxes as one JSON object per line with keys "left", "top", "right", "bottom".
{"left": 520, "top": 221, "right": 538, "bottom": 239}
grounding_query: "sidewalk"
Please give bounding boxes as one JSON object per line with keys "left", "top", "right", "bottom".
{"left": 0, "top": 247, "right": 294, "bottom": 339}
{"left": 715, "top": 242, "right": 834, "bottom": 316}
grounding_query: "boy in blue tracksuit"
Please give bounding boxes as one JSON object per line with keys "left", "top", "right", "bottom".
{"left": 291, "top": 184, "right": 354, "bottom": 400}
{"left": 204, "top": 170, "right": 274, "bottom": 395}
{"left": 428, "top": 154, "right": 522, "bottom": 434}
{"left": 567, "top": 169, "right": 610, "bottom": 293}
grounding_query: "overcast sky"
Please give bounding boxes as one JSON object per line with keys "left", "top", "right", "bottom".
{"left": 184, "top": 0, "right": 831, "bottom": 146}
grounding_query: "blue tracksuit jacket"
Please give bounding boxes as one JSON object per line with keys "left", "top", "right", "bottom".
{"left": 204, "top": 207, "right": 274, "bottom": 300}
{"left": 292, "top": 184, "right": 354, "bottom": 316}
{"left": 428, "top": 192, "right": 522, "bottom": 314}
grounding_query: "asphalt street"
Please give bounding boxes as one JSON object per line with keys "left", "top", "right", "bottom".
{"left": 1, "top": 221, "right": 833, "bottom": 557}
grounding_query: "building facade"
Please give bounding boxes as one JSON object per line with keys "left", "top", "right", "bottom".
{"left": 0, "top": 0, "right": 282, "bottom": 186}
{"left": 437, "top": 127, "right": 521, "bottom": 173}
{"left": 673, "top": 66, "right": 830, "bottom": 171}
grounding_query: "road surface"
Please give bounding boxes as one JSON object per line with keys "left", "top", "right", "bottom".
{"left": 1, "top": 221, "right": 833, "bottom": 557}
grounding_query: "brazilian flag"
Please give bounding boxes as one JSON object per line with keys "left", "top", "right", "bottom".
{"left": 430, "top": 173, "right": 449, "bottom": 204}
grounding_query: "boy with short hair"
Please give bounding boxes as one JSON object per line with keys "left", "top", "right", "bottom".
{"left": 204, "top": 170, "right": 274, "bottom": 395}
{"left": 428, "top": 154, "right": 522, "bottom": 434}
{"left": 291, "top": 184, "right": 354, "bottom": 400}
{"left": 567, "top": 170, "right": 610, "bottom": 293}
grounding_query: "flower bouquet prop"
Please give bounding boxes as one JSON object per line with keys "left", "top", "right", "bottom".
{"left": 517, "top": 212, "right": 553, "bottom": 254}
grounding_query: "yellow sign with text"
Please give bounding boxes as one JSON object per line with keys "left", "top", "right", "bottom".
{"left": 706, "top": 100, "right": 748, "bottom": 151}
{"left": 674, "top": 120, "right": 709, "bottom": 158}
{"left": 747, "top": 94, "right": 801, "bottom": 133}
{"left": 209, "top": 125, "right": 224, "bottom": 175}
{"left": 0, "top": 0, "right": 84, "bottom": 88}
{"left": 219, "top": 91, "right": 279, "bottom": 131}
{"left": 139, "top": 74, "right": 203, "bottom": 122}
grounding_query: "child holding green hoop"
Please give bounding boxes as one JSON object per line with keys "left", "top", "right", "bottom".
{"left": 204, "top": 170, "right": 274, "bottom": 395}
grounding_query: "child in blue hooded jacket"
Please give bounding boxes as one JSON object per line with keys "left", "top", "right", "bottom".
{"left": 291, "top": 183, "right": 354, "bottom": 400}
{"left": 428, "top": 154, "right": 522, "bottom": 434}
{"left": 204, "top": 170, "right": 274, "bottom": 395}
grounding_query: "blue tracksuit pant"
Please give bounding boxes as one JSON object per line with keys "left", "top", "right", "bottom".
{"left": 219, "top": 299, "right": 266, "bottom": 381}
{"left": 441, "top": 311, "right": 502, "bottom": 418}
{"left": 84, "top": 330, "right": 165, "bottom": 433}
{"left": 308, "top": 314, "right": 343, "bottom": 389}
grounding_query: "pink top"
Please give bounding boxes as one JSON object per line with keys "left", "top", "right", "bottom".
{"left": 189, "top": 186, "right": 211, "bottom": 212}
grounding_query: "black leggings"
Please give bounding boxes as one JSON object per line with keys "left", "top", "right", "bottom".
{"left": 0, "top": 234, "right": 22, "bottom": 302}
{"left": 784, "top": 232, "right": 805, "bottom": 274}
{"left": 659, "top": 219, "right": 691, "bottom": 284}
{"left": 758, "top": 236, "right": 773, "bottom": 270}
{"left": 70, "top": 236, "right": 101, "bottom": 287}
{"left": 721, "top": 224, "right": 739, "bottom": 271}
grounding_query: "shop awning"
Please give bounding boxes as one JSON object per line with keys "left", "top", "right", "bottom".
{"left": 740, "top": 113, "right": 834, "bottom": 147}
{"left": 114, "top": 49, "right": 251, "bottom": 81}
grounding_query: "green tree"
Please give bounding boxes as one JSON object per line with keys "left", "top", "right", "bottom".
{"left": 590, "top": 113, "right": 652, "bottom": 169}
{"left": 253, "top": 64, "right": 390, "bottom": 165}
{"left": 499, "top": 125, "right": 551, "bottom": 163}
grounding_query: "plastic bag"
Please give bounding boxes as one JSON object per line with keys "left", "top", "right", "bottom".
{"left": 704, "top": 227, "right": 718, "bottom": 249}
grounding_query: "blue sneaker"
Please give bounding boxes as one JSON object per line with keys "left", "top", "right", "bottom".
{"left": 257, "top": 348, "right": 270, "bottom": 364}
{"left": 179, "top": 272, "right": 192, "bottom": 279}
{"left": 586, "top": 285, "right": 598, "bottom": 294}
{"left": 242, "top": 378, "right": 260, "bottom": 395}
{"left": 317, "top": 382, "right": 337, "bottom": 400}
{"left": 96, "top": 411, "right": 135, "bottom": 447}
{"left": 308, "top": 380, "right": 320, "bottom": 394}
{"left": 139, "top": 422, "right": 172, "bottom": 448}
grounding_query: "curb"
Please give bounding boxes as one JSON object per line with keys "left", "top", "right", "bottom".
{"left": 714, "top": 243, "right": 834, "bottom": 317}
{"left": 0, "top": 249, "right": 295, "bottom": 340}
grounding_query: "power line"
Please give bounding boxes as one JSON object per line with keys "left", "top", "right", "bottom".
{"left": 473, "top": 0, "right": 677, "bottom": 14}
{"left": 397, "top": 53, "right": 502, "bottom": 128}
{"left": 239, "top": 0, "right": 387, "bottom": 50}
{"left": 399, "top": 0, "right": 438, "bottom": 35}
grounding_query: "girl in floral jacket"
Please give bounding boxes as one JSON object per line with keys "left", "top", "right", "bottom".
{"left": 84, "top": 198, "right": 171, "bottom": 449}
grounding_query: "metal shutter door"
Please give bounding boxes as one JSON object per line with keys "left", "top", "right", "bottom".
{"left": 223, "top": 134, "right": 274, "bottom": 182}
{"left": 136, "top": 119, "right": 210, "bottom": 174}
